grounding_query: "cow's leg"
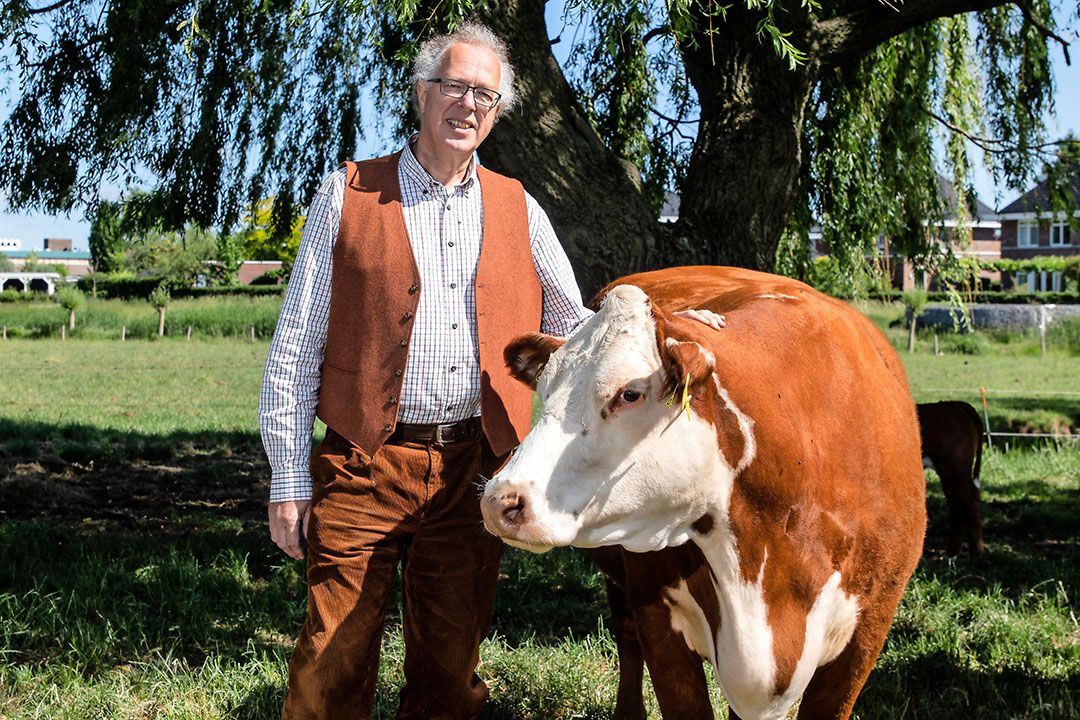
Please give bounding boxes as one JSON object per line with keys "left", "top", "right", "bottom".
{"left": 796, "top": 609, "right": 895, "bottom": 720}
{"left": 587, "top": 547, "right": 647, "bottom": 720}
{"left": 635, "top": 600, "right": 715, "bottom": 720}
{"left": 607, "top": 575, "right": 649, "bottom": 720}
{"left": 938, "top": 467, "right": 969, "bottom": 556}
{"left": 966, "top": 483, "right": 985, "bottom": 557}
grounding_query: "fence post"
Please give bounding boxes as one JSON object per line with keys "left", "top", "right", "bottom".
{"left": 121, "top": 325, "right": 126, "bottom": 342}
{"left": 60, "top": 324, "right": 66, "bottom": 341}
{"left": 2, "top": 325, "right": 6, "bottom": 340}
{"left": 187, "top": 325, "right": 193, "bottom": 342}
{"left": 979, "top": 386, "right": 993, "bottom": 450}
{"left": 933, "top": 333, "right": 939, "bottom": 355}
{"left": 250, "top": 326, "right": 255, "bottom": 342}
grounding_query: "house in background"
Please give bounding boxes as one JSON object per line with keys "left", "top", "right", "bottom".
{"left": 881, "top": 177, "right": 1002, "bottom": 292}
{"left": 997, "top": 173, "right": 1080, "bottom": 292}
{"left": 0, "top": 238, "right": 91, "bottom": 294}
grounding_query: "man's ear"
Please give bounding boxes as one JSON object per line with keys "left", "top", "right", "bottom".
{"left": 504, "top": 333, "right": 565, "bottom": 389}
{"left": 415, "top": 80, "right": 428, "bottom": 113}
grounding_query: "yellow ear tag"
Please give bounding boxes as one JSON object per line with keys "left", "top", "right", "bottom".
{"left": 535, "top": 361, "right": 545, "bottom": 382}
{"left": 680, "top": 372, "right": 693, "bottom": 420}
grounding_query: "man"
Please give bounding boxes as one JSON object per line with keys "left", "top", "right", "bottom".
{"left": 260, "top": 22, "right": 723, "bottom": 720}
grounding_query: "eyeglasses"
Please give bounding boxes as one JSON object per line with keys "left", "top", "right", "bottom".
{"left": 427, "top": 78, "right": 502, "bottom": 109}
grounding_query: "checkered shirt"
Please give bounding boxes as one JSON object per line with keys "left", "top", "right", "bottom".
{"left": 259, "top": 143, "right": 593, "bottom": 502}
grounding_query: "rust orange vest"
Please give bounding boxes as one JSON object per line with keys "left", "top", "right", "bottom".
{"left": 315, "top": 153, "right": 543, "bottom": 457}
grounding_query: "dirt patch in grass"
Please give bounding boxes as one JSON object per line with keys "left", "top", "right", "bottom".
{"left": 0, "top": 438, "right": 270, "bottom": 530}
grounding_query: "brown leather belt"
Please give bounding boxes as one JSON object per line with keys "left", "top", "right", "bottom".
{"left": 387, "top": 418, "right": 482, "bottom": 445}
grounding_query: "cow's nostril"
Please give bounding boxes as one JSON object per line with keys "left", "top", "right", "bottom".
{"left": 501, "top": 494, "right": 527, "bottom": 524}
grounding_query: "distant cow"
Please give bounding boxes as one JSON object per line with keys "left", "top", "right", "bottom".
{"left": 483, "top": 266, "right": 926, "bottom": 720}
{"left": 917, "top": 401, "right": 986, "bottom": 557}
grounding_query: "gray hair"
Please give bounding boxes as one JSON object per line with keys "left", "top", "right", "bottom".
{"left": 411, "top": 21, "right": 517, "bottom": 112}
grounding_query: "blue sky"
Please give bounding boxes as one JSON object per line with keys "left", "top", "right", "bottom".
{"left": 1, "top": 9, "right": 1077, "bottom": 251}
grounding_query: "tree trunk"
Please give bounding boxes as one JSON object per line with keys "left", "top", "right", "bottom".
{"left": 476, "top": 0, "right": 821, "bottom": 297}
{"left": 68, "top": 309, "right": 75, "bottom": 330}
{"left": 908, "top": 315, "right": 917, "bottom": 353}
{"left": 475, "top": 0, "right": 657, "bottom": 298}
{"left": 157, "top": 308, "right": 166, "bottom": 337}
{"left": 671, "top": 7, "right": 817, "bottom": 270}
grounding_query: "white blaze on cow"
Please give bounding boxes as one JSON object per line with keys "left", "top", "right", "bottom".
{"left": 482, "top": 266, "right": 926, "bottom": 720}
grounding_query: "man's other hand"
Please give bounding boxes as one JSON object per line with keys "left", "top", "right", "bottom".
{"left": 269, "top": 500, "right": 312, "bottom": 560}
{"left": 672, "top": 307, "right": 726, "bottom": 330}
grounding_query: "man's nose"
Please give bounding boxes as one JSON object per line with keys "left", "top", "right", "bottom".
{"left": 457, "top": 89, "right": 478, "bottom": 111}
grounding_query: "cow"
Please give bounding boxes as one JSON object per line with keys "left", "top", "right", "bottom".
{"left": 916, "top": 401, "right": 986, "bottom": 557}
{"left": 481, "top": 266, "right": 927, "bottom": 720}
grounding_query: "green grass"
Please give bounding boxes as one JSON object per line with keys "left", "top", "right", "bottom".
{"left": 1, "top": 337, "right": 1078, "bottom": 718}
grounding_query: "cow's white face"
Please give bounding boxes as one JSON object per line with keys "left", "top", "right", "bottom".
{"left": 482, "top": 285, "right": 726, "bottom": 553}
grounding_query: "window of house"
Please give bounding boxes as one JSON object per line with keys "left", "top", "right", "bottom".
{"left": 1050, "top": 220, "right": 1072, "bottom": 246}
{"left": 1015, "top": 271, "right": 1036, "bottom": 291}
{"left": 1051, "top": 271, "right": 1063, "bottom": 293}
{"left": 1017, "top": 219, "right": 1039, "bottom": 247}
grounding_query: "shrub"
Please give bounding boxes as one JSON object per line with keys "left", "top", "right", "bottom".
{"left": 1048, "top": 316, "right": 1080, "bottom": 355}
{"left": 940, "top": 332, "right": 989, "bottom": 355}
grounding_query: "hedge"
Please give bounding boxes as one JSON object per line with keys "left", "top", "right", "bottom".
{"left": 78, "top": 274, "right": 285, "bottom": 299}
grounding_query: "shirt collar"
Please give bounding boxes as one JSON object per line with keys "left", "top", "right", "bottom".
{"left": 401, "top": 135, "right": 477, "bottom": 195}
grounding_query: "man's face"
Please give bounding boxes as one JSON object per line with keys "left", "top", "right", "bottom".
{"left": 416, "top": 42, "right": 503, "bottom": 161}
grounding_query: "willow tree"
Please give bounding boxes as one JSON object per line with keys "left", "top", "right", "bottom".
{"left": 0, "top": 1, "right": 1071, "bottom": 295}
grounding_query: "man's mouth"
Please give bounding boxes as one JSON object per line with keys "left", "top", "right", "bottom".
{"left": 446, "top": 118, "right": 474, "bottom": 130}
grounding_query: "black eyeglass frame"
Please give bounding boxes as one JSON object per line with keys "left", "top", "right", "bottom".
{"left": 426, "top": 77, "right": 502, "bottom": 109}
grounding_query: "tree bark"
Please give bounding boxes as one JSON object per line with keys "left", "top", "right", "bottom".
{"left": 475, "top": 0, "right": 657, "bottom": 298}
{"left": 669, "top": 5, "right": 817, "bottom": 271}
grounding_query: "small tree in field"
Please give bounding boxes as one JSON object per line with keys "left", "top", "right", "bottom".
{"left": 55, "top": 286, "right": 85, "bottom": 330}
{"left": 902, "top": 289, "right": 929, "bottom": 353}
{"left": 149, "top": 286, "right": 170, "bottom": 337}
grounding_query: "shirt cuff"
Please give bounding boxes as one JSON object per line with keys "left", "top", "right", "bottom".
{"left": 269, "top": 467, "right": 313, "bottom": 503}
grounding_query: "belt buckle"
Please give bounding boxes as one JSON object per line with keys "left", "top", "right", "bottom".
{"left": 433, "top": 424, "right": 448, "bottom": 445}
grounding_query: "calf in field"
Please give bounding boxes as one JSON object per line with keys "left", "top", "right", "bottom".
{"left": 916, "top": 401, "right": 986, "bottom": 557}
{"left": 483, "top": 266, "right": 926, "bottom": 720}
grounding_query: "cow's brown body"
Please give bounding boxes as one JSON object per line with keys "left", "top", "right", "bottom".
{"left": 917, "top": 401, "right": 986, "bottom": 557}
{"left": 486, "top": 266, "right": 927, "bottom": 719}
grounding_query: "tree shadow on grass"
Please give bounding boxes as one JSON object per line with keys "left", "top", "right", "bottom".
{"left": 857, "top": 649, "right": 1079, "bottom": 720}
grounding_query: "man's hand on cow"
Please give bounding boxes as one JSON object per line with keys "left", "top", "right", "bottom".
{"left": 673, "top": 308, "right": 726, "bottom": 330}
{"left": 269, "top": 500, "right": 312, "bottom": 560}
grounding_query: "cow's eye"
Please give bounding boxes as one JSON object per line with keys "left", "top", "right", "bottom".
{"left": 620, "top": 389, "right": 642, "bottom": 404}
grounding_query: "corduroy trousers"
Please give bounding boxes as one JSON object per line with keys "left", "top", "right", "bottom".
{"left": 281, "top": 428, "right": 504, "bottom": 720}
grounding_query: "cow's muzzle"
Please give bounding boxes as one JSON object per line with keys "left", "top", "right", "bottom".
{"left": 481, "top": 487, "right": 531, "bottom": 538}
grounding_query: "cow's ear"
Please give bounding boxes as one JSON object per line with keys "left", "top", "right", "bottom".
{"left": 662, "top": 337, "right": 716, "bottom": 390}
{"left": 504, "top": 333, "right": 565, "bottom": 389}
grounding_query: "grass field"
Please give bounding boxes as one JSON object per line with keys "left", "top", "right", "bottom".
{"left": 1, "top": 336, "right": 1078, "bottom": 719}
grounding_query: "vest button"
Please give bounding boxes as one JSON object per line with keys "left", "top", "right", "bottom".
{"left": 400, "top": 339, "right": 407, "bottom": 347}
{"left": 383, "top": 424, "right": 392, "bottom": 432}
{"left": 404, "top": 311, "right": 413, "bottom": 320}
{"left": 389, "top": 396, "right": 397, "bottom": 404}
{"left": 395, "top": 369, "right": 403, "bottom": 377}
{"left": 409, "top": 284, "right": 418, "bottom": 294}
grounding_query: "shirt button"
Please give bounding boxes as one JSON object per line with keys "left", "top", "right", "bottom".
{"left": 450, "top": 282, "right": 457, "bottom": 289}
{"left": 450, "top": 366, "right": 457, "bottom": 372}
{"left": 452, "top": 323, "right": 458, "bottom": 329}
{"left": 445, "top": 204, "right": 451, "bottom": 211}
{"left": 448, "top": 241, "right": 454, "bottom": 247}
